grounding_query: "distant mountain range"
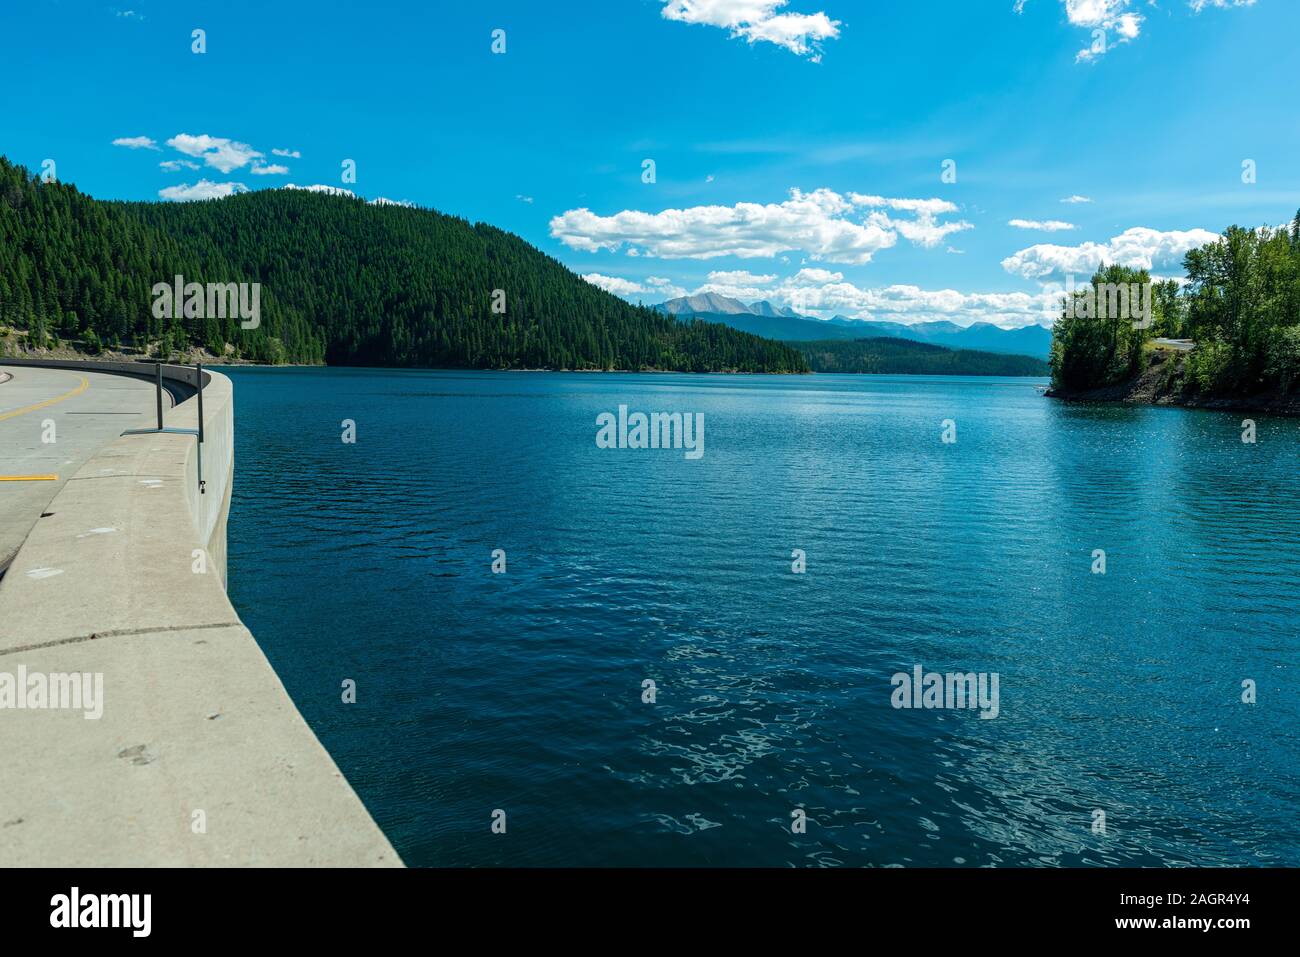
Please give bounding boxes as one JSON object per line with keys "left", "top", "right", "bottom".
{"left": 655, "top": 294, "right": 1052, "bottom": 359}
{"left": 659, "top": 292, "right": 803, "bottom": 319}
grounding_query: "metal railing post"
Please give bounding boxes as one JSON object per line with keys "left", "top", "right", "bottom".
{"left": 122, "top": 360, "right": 206, "bottom": 496}
{"left": 155, "top": 362, "right": 164, "bottom": 430}
{"left": 196, "top": 362, "right": 205, "bottom": 445}
{"left": 195, "top": 362, "right": 206, "bottom": 495}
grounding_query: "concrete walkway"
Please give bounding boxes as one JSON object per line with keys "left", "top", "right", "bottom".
{"left": 0, "top": 364, "right": 165, "bottom": 574}
{"left": 0, "top": 362, "right": 401, "bottom": 866}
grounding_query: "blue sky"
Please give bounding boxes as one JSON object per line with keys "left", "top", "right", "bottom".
{"left": 2, "top": 0, "right": 1295, "bottom": 328}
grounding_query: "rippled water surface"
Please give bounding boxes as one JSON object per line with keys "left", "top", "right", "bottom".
{"left": 222, "top": 368, "right": 1300, "bottom": 867}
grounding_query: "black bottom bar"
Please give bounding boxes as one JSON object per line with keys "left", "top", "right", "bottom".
{"left": 1, "top": 867, "right": 1282, "bottom": 942}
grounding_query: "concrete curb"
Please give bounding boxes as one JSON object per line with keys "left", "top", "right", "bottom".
{"left": 0, "top": 360, "right": 402, "bottom": 867}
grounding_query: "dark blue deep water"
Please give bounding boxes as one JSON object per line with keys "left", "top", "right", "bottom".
{"left": 221, "top": 367, "right": 1300, "bottom": 867}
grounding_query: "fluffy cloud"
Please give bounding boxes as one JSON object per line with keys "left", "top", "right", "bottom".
{"left": 112, "top": 136, "right": 158, "bottom": 150}
{"left": 618, "top": 265, "right": 1052, "bottom": 327}
{"left": 166, "top": 134, "right": 264, "bottom": 173}
{"left": 550, "top": 189, "right": 968, "bottom": 265}
{"left": 1060, "top": 195, "right": 1093, "bottom": 204}
{"left": 686, "top": 270, "right": 1054, "bottom": 327}
{"left": 582, "top": 273, "right": 686, "bottom": 299}
{"left": 853, "top": 195, "right": 973, "bottom": 248}
{"left": 1020, "top": 0, "right": 1253, "bottom": 61}
{"left": 271, "top": 148, "right": 301, "bottom": 159}
{"left": 583, "top": 273, "right": 646, "bottom": 297}
{"left": 791, "top": 267, "right": 843, "bottom": 284}
{"left": 604, "top": 264, "right": 1065, "bottom": 328}
{"left": 755, "top": 277, "right": 1046, "bottom": 327}
{"left": 158, "top": 180, "right": 249, "bottom": 202}
{"left": 1001, "top": 226, "right": 1220, "bottom": 279}
{"left": 660, "top": 0, "right": 841, "bottom": 60}
{"left": 644, "top": 276, "right": 687, "bottom": 298}
{"left": 1058, "top": 0, "right": 1144, "bottom": 62}
{"left": 1013, "top": 0, "right": 1141, "bottom": 61}
{"left": 691, "top": 272, "right": 776, "bottom": 301}
{"left": 1009, "top": 219, "right": 1076, "bottom": 231}
{"left": 121, "top": 132, "right": 291, "bottom": 175}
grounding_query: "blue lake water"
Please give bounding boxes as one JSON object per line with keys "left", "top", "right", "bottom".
{"left": 221, "top": 367, "right": 1300, "bottom": 867}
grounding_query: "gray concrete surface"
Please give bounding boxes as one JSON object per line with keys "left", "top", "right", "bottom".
{"left": 0, "top": 364, "right": 166, "bottom": 574}
{"left": 0, "top": 361, "right": 401, "bottom": 867}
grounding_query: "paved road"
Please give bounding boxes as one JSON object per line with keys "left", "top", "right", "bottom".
{"left": 0, "top": 364, "right": 165, "bottom": 573}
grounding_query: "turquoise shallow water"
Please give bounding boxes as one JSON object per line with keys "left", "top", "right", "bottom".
{"left": 221, "top": 367, "right": 1300, "bottom": 867}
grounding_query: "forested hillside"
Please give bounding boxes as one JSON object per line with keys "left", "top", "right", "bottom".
{"left": 0, "top": 157, "right": 807, "bottom": 372}
{"left": 798, "top": 337, "right": 1049, "bottom": 376}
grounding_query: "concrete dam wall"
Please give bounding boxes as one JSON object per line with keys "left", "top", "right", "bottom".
{"left": 0, "top": 360, "right": 401, "bottom": 866}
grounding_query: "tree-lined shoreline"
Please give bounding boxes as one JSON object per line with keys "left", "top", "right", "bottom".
{"left": 1048, "top": 210, "right": 1300, "bottom": 413}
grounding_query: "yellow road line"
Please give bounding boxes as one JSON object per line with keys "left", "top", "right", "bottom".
{"left": 0, "top": 475, "right": 59, "bottom": 482}
{"left": 0, "top": 374, "right": 89, "bottom": 422}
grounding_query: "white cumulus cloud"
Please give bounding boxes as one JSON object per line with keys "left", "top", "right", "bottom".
{"left": 1001, "top": 226, "right": 1220, "bottom": 279}
{"left": 660, "top": 0, "right": 841, "bottom": 60}
{"left": 112, "top": 136, "right": 158, "bottom": 150}
{"left": 606, "top": 265, "right": 1060, "bottom": 328}
{"left": 849, "top": 196, "right": 973, "bottom": 247}
{"left": 158, "top": 180, "right": 249, "bottom": 202}
{"left": 550, "top": 189, "right": 968, "bottom": 265}
{"left": 1019, "top": 0, "right": 1254, "bottom": 61}
{"left": 790, "top": 267, "right": 843, "bottom": 284}
{"left": 853, "top": 195, "right": 973, "bottom": 249}
{"left": 680, "top": 271, "right": 1053, "bottom": 327}
{"left": 583, "top": 273, "right": 648, "bottom": 297}
{"left": 166, "top": 133, "right": 264, "bottom": 173}
{"left": 582, "top": 273, "right": 687, "bottom": 300}
{"left": 762, "top": 277, "right": 1046, "bottom": 327}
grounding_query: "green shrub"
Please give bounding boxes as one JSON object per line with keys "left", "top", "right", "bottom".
{"left": 1265, "top": 326, "right": 1300, "bottom": 393}
{"left": 1185, "top": 340, "right": 1232, "bottom": 394}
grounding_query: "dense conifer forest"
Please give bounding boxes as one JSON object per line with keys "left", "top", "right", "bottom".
{"left": 0, "top": 157, "right": 808, "bottom": 372}
{"left": 797, "top": 337, "right": 1049, "bottom": 376}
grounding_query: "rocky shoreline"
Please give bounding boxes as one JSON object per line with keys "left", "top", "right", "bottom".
{"left": 1046, "top": 351, "right": 1300, "bottom": 416}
